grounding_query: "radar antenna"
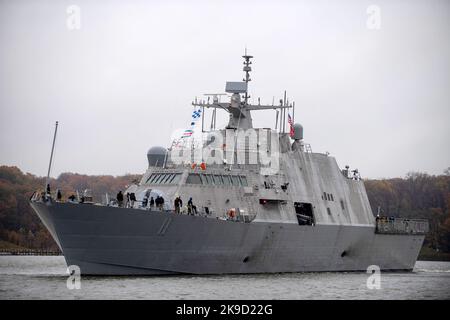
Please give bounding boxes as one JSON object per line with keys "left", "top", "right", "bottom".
{"left": 191, "top": 53, "right": 292, "bottom": 130}
{"left": 242, "top": 49, "right": 253, "bottom": 105}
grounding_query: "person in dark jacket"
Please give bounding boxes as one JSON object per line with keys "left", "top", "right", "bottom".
{"left": 142, "top": 196, "right": 148, "bottom": 208}
{"left": 150, "top": 196, "right": 155, "bottom": 209}
{"left": 187, "top": 197, "right": 197, "bottom": 215}
{"left": 155, "top": 196, "right": 161, "bottom": 210}
{"left": 130, "top": 192, "right": 136, "bottom": 208}
{"left": 117, "top": 191, "right": 124, "bottom": 207}
{"left": 174, "top": 196, "right": 182, "bottom": 214}
{"left": 126, "top": 192, "right": 131, "bottom": 207}
{"left": 160, "top": 196, "right": 165, "bottom": 211}
{"left": 155, "top": 196, "right": 164, "bottom": 211}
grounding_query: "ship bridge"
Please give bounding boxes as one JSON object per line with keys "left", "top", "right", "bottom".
{"left": 133, "top": 53, "right": 380, "bottom": 227}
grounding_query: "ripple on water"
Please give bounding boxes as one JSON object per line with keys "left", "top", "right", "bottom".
{"left": 0, "top": 257, "right": 449, "bottom": 299}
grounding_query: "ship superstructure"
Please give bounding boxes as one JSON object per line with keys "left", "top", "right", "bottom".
{"left": 30, "top": 54, "right": 428, "bottom": 275}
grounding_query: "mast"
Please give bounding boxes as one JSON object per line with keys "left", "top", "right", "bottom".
{"left": 46, "top": 121, "right": 58, "bottom": 189}
{"left": 242, "top": 49, "right": 253, "bottom": 105}
{"left": 283, "top": 91, "right": 287, "bottom": 133}
{"left": 191, "top": 53, "right": 292, "bottom": 130}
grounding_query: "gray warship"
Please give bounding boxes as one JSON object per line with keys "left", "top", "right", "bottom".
{"left": 30, "top": 54, "right": 429, "bottom": 275}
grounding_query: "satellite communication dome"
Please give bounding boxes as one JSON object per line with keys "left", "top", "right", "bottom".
{"left": 293, "top": 123, "right": 304, "bottom": 140}
{"left": 147, "top": 146, "right": 167, "bottom": 167}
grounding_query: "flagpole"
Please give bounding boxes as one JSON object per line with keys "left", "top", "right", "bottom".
{"left": 275, "top": 110, "right": 279, "bottom": 131}
{"left": 202, "top": 106, "right": 205, "bottom": 133}
{"left": 293, "top": 101, "right": 295, "bottom": 124}
{"left": 284, "top": 108, "right": 286, "bottom": 133}
{"left": 46, "top": 121, "right": 58, "bottom": 189}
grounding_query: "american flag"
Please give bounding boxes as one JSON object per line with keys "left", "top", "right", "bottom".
{"left": 288, "top": 113, "right": 294, "bottom": 137}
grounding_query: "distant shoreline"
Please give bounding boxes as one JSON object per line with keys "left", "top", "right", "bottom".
{"left": 418, "top": 247, "right": 450, "bottom": 262}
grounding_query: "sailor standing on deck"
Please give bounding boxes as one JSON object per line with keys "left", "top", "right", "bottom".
{"left": 160, "top": 196, "right": 165, "bottom": 211}
{"left": 142, "top": 191, "right": 150, "bottom": 209}
{"left": 142, "top": 195, "right": 148, "bottom": 208}
{"left": 149, "top": 196, "right": 155, "bottom": 209}
{"left": 174, "top": 196, "right": 182, "bottom": 214}
{"left": 129, "top": 192, "right": 136, "bottom": 208}
{"left": 117, "top": 191, "right": 124, "bottom": 207}
{"left": 156, "top": 196, "right": 164, "bottom": 211}
{"left": 126, "top": 192, "right": 131, "bottom": 207}
{"left": 187, "top": 197, "right": 197, "bottom": 215}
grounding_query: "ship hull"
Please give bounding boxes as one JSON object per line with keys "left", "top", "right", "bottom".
{"left": 30, "top": 202, "right": 425, "bottom": 275}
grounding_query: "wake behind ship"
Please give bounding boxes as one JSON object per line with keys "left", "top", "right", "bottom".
{"left": 30, "top": 54, "right": 428, "bottom": 275}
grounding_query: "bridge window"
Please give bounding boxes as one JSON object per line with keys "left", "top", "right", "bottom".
{"left": 155, "top": 174, "right": 166, "bottom": 183}
{"left": 222, "top": 175, "right": 231, "bottom": 185}
{"left": 202, "top": 174, "right": 212, "bottom": 185}
{"left": 184, "top": 173, "right": 248, "bottom": 187}
{"left": 146, "top": 173, "right": 182, "bottom": 184}
{"left": 171, "top": 173, "right": 182, "bottom": 184}
{"left": 162, "top": 174, "right": 173, "bottom": 184}
{"left": 213, "top": 175, "right": 223, "bottom": 185}
{"left": 158, "top": 174, "right": 168, "bottom": 183}
{"left": 231, "top": 175, "right": 240, "bottom": 186}
{"left": 186, "top": 173, "right": 202, "bottom": 184}
{"left": 153, "top": 174, "right": 162, "bottom": 183}
{"left": 153, "top": 174, "right": 165, "bottom": 184}
{"left": 146, "top": 174, "right": 157, "bottom": 184}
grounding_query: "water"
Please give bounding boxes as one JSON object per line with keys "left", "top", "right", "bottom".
{"left": 0, "top": 256, "right": 449, "bottom": 299}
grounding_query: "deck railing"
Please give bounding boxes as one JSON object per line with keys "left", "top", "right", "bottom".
{"left": 375, "top": 217, "right": 429, "bottom": 235}
{"left": 0, "top": 249, "right": 62, "bottom": 256}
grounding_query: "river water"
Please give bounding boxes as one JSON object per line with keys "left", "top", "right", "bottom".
{"left": 0, "top": 256, "right": 449, "bottom": 299}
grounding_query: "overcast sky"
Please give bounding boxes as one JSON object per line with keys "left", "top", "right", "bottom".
{"left": 0, "top": 0, "right": 449, "bottom": 179}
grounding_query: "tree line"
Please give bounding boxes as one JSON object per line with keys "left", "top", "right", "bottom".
{"left": 0, "top": 166, "right": 140, "bottom": 250}
{"left": 0, "top": 165, "right": 449, "bottom": 256}
{"left": 365, "top": 170, "right": 450, "bottom": 255}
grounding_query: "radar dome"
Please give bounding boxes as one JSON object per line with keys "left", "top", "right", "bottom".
{"left": 147, "top": 146, "right": 168, "bottom": 167}
{"left": 293, "top": 123, "right": 304, "bottom": 140}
